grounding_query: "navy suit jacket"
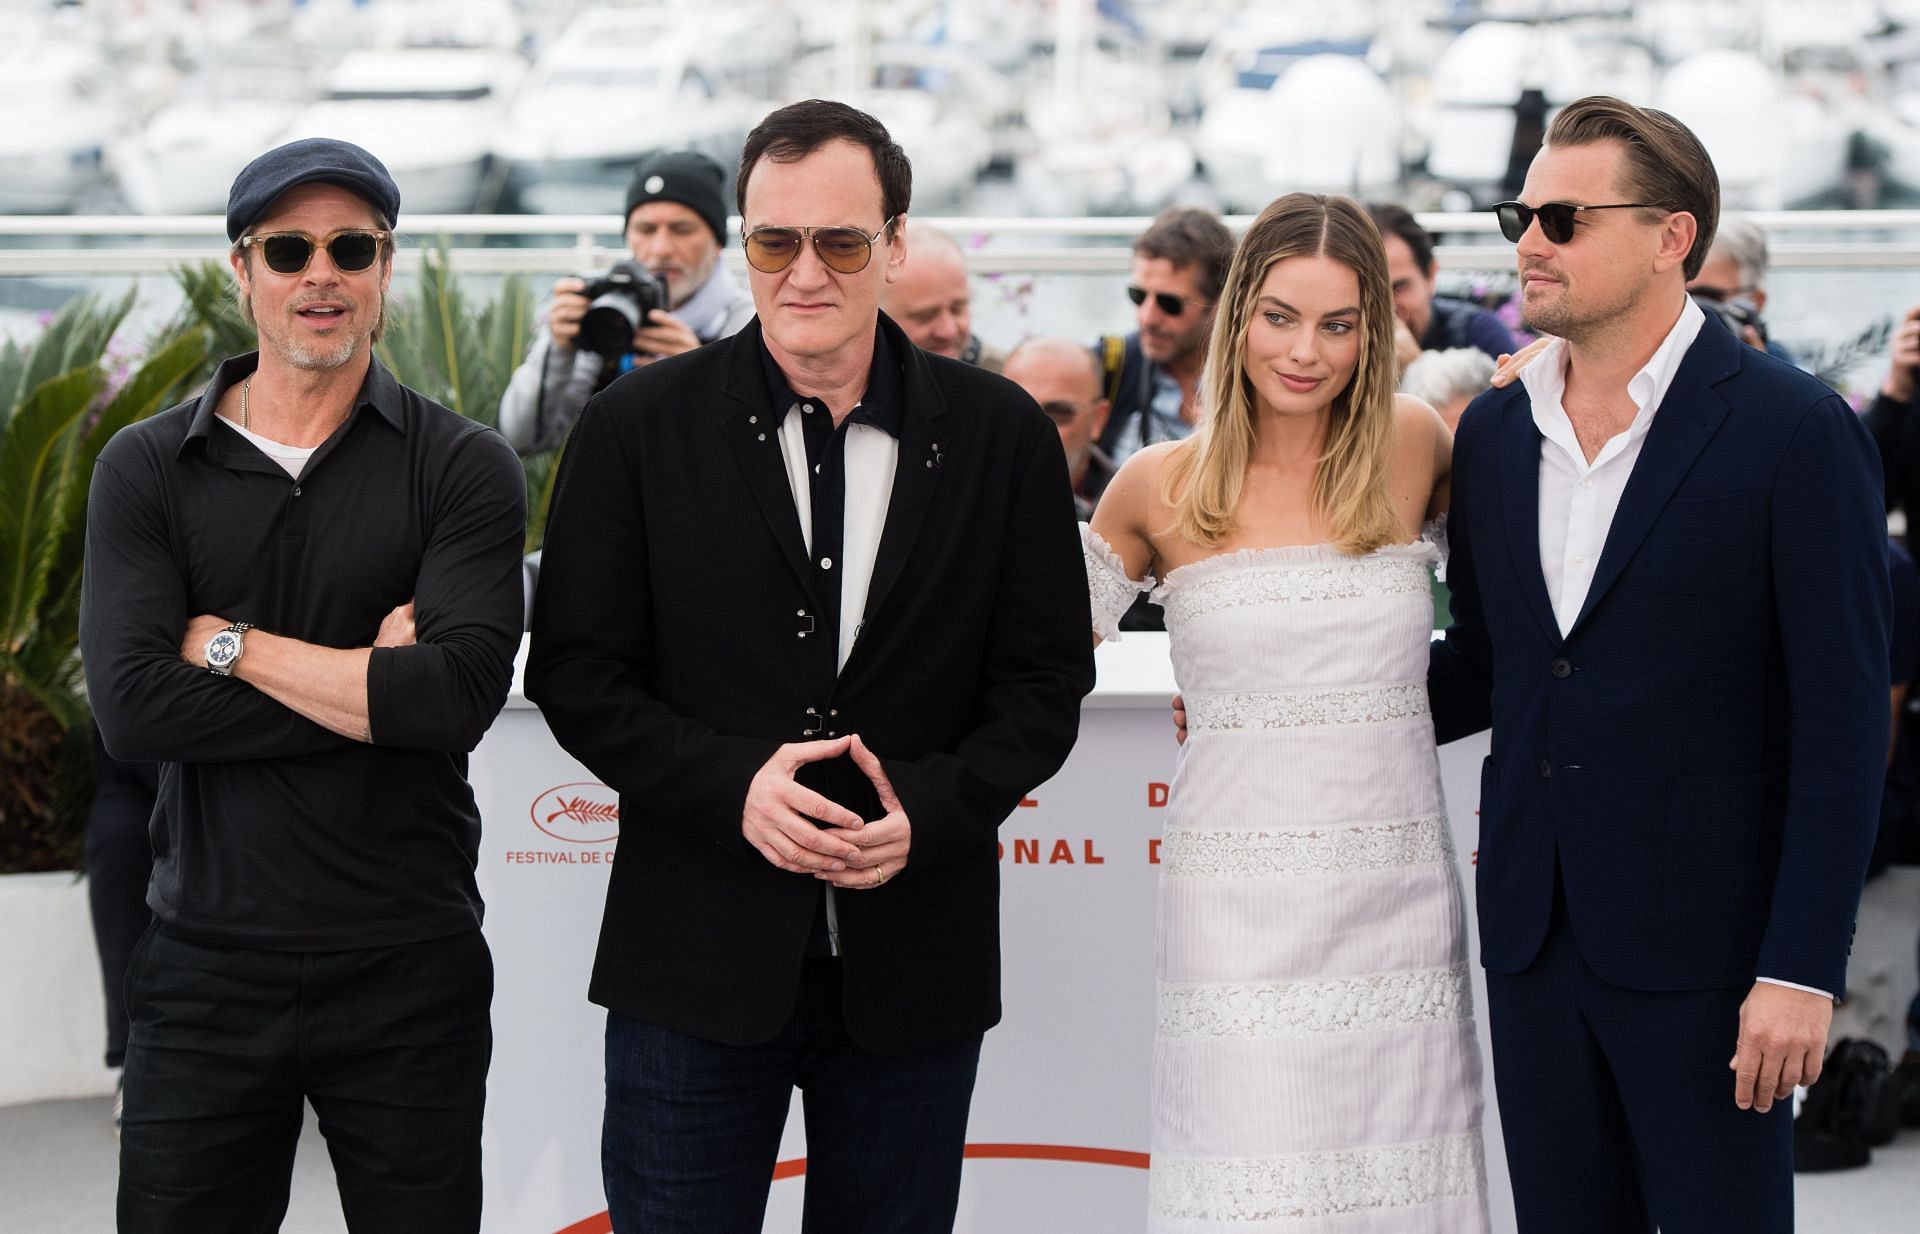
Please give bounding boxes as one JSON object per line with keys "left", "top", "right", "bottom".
{"left": 1430, "top": 318, "right": 1889, "bottom": 997}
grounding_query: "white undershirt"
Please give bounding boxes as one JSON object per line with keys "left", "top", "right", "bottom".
{"left": 1519, "top": 297, "right": 1829, "bottom": 1001}
{"left": 773, "top": 393, "right": 900, "bottom": 954}
{"left": 218, "top": 414, "right": 317, "bottom": 479}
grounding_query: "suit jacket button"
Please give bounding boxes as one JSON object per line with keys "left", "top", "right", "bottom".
{"left": 1551, "top": 658, "right": 1572, "bottom": 678}
{"left": 1538, "top": 759, "right": 1552, "bottom": 778}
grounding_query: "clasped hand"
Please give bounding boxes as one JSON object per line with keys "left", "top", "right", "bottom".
{"left": 742, "top": 734, "right": 911, "bottom": 889}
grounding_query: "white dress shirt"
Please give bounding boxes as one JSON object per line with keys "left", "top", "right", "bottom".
{"left": 773, "top": 385, "right": 900, "bottom": 954}
{"left": 1520, "top": 297, "right": 1829, "bottom": 1000}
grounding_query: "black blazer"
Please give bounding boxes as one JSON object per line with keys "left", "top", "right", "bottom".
{"left": 1431, "top": 319, "right": 1890, "bottom": 997}
{"left": 526, "top": 314, "right": 1095, "bottom": 1051}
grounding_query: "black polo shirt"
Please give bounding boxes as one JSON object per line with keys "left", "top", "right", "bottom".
{"left": 80, "top": 353, "right": 526, "bottom": 951}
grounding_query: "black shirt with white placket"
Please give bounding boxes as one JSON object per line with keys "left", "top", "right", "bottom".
{"left": 757, "top": 329, "right": 904, "bottom": 955}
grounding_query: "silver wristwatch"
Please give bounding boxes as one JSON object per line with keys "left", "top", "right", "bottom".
{"left": 204, "top": 622, "right": 253, "bottom": 676}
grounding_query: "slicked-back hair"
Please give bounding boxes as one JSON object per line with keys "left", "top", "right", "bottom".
{"left": 1366, "top": 203, "right": 1436, "bottom": 276}
{"left": 736, "top": 99, "right": 911, "bottom": 235}
{"left": 1133, "top": 207, "right": 1235, "bottom": 303}
{"left": 1543, "top": 95, "right": 1720, "bottom": 280}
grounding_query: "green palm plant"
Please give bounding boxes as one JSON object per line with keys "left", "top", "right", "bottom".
{"left": 0, "top": 295, "right": 209, "bottom": 871}
{"left": 376, "top": 240, "right": 552, "bottom": 549}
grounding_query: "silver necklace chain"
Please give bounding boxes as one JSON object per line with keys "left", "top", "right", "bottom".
{"left": 240, "top": 375, "right": 252, "bottom": 430}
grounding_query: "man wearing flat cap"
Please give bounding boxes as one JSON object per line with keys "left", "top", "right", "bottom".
{"left": 500, "top": 148, "right": 756, "bottom": 456}
{"left": 80, "top": 137, "right": 526, "bottom": 1233}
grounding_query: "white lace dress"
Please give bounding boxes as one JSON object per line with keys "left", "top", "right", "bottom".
{"left": 1085, "top": 526, "right": 1489, "bottom": 1234}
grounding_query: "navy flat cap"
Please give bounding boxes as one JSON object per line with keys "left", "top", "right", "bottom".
{"left": 225, "top": 138, "right": 402, "bottom": 241}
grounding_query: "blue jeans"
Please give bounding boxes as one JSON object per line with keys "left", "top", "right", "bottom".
{"left": 602, "top": 958, "right": 983, "bottom": 1234}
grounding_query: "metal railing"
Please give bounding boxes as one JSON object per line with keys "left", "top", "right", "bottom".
{"left": 5, "top": 211, "right": 1920, "bottom": 277}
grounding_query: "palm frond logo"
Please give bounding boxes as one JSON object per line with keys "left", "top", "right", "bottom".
{"left": 530, "top": 783, "right": 621, "bottom": 844}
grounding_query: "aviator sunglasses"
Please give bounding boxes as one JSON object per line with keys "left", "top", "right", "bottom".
{"left": 1128, "top": 285, "right": 1212, "bottom": 317}
{"left": 238, "top": 229, "right": 391, "bottom": 275}
{"left": 742, "top": 218, "right": 896, "bottom": 275}
{"left": 1492, "top": 201, "right": 1655, "bottom": 245}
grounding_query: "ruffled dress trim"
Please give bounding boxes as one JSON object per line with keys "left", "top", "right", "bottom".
{"left": 1081, "top": 523, "right": 1154, "bottom": 643}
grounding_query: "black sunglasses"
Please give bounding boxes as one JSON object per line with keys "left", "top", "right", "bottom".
{"left": 1128, "top": 285, "right": 1212, "bottom": 317}
{"left": 238, "top": 229, "right": 390, "bottom": 275}
{"left": 1492, "top": 201, "right": 1655, "bottom": 245}
{"left": 742, "top": 218, "right": 895, "bottom": 275}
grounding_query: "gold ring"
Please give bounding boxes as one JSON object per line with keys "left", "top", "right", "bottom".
{"left": 872, "top": 865, "right": 884, "bottom": 887}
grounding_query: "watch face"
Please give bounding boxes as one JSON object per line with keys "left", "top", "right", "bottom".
{"left": 207, "top": 632, "right": 240, "bottom": 666}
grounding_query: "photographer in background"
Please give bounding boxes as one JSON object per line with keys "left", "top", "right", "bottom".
{"left": 500, "top": 150, "right": 755, "bottom": 456}
{"left": 1686, "top": 212, "right": 1796, "bottom": 365}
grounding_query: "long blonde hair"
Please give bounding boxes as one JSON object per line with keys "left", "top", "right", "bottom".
{"left": 1164, "top": 193, "right": 1402, "bottom": 555}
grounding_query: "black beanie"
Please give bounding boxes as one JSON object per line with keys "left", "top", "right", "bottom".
{"left": 624, "top": 150, "right": 728, "bottom": 246}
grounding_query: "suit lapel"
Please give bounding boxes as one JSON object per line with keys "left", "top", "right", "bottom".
{"left": 717, "top": 323, "right": 831, "bottom": 612}
{"left": 1494, "top": 385, "right": 1563, "bottom": 644}
{"left": 853, "top": 322, "right": 947, "bottom": 646}
{"left": 1568, "top": 325, "right": 1739, "bottom": 633}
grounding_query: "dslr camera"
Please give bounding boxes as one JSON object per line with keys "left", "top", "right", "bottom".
{"left": 576, "top": 260, "right": 669, "bottom": 358}
{"left": 1690, "top": 289, "right": 1768, "bottom": 348}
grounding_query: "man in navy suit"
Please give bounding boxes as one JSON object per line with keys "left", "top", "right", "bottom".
{"left": 1431, "top": 96, "right": 1890, "bottom": 1230}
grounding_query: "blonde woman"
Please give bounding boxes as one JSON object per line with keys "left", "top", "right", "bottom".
{"left": 1086, "top": 193, "right": 1489, "bottom": 1231}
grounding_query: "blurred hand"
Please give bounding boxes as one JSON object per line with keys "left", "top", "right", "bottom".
{"left": 1884, "top": 304, "right": 1920, "bottom": 404}
{"left": 631, "top": 309, "right": 703, "bottom": 362}
{"left": 1392, "top": 318, "right": 1422, "bottom": 375}
{"left": 1490, "top": 336, "right": 1554, "bottom": 389}
{"left": 547, "top": 277, "right": 591, "bottom": 350}
{"left": 1172, "top": 693, "right": 1188, "bottom": 746}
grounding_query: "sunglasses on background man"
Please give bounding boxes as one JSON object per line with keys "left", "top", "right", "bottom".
{"left": 1127, "top": 285, "right": 1212, "bottom": 317}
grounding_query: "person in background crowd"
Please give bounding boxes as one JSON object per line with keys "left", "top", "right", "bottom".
{"left": 1687, "top": 212, "right": 1795, "bottom": 364}
{"left": 1432, "top": 96, "right": 1888, "bottom": 1233}
{"left": 1864, "top": 301, "right": 1920, "bottom": 537}
{"left": 526, "top": 100, "right": 1093, "bottom": 1234}
{"left": 499, "top": 149, "right": 755, "bottom": 456}
{"left": 1368, "top": 202, "right": 1519, "bottom": 373}
{"left": 83, "top": 727, "right": 156, "bottom": 1136}
{"left": 1095, "top": 206, "right": 1234, "bottom": 465}
{"left": 880, "top": 220, "right": 1005, "bottom": 370}
{"left": 1401, "top": 346, "right": 1497, "bottom": 434}
{"left": 80, "top": 138, "right": 526, "bottom": 1233}
{"left": 1003, "top": 335, "right": 1112, "bottom": 518}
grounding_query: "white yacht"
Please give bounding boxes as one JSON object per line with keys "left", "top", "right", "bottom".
{"left": 113, "top": 57, "right": 315, "bottom": 217}
{"left": 0, "top": 41, "right": 118, "bottom": 212}
{"left": 285, "top": 48, "right": 528, "bottom": 215}
{"left": 496, "top": 5, "right": 786, "bottom": 215}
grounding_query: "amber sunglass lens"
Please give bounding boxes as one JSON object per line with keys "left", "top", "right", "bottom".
{"left": 745, "top": 231, "right": 800, "bottom": 273}
{"left": 261, "top": 235, "right": 316, "bottom": 274}
{"left": 814, "top": 230, "right": 873, "bottom": 274}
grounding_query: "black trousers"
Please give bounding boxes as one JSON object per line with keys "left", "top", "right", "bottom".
{"left": 117, "top": 926, "right": 493, "bottom": 1234}
{"left": 85, "top": 726, "right": 157, "bottom": 1068}
{"left": 1486, "top": 879, "right": 1792, "bottom": 1234}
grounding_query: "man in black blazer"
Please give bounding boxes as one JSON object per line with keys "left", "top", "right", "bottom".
{"left": 526, "top": 101, "right": 1094, "bottom": 1234}
{"left": 1431, "top": 98, "right": 1890, "bottom": 1231}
